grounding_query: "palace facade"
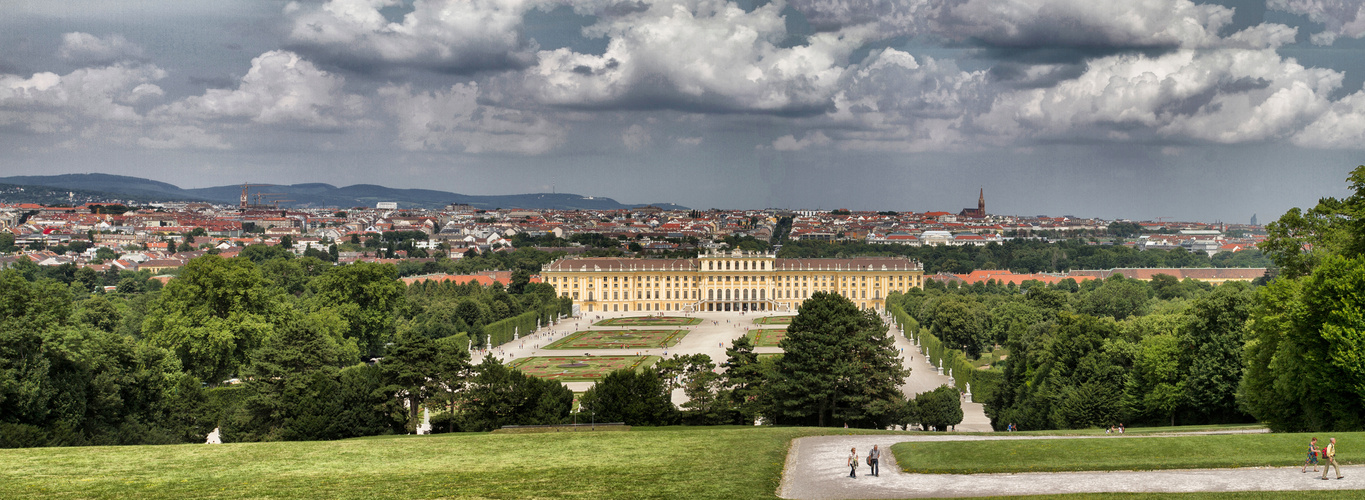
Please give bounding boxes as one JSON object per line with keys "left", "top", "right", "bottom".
{"left": 541, "top": 249, "right": 924, "bottom": 313}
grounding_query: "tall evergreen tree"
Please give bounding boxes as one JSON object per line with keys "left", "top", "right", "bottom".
{"left": 766, "top": 292, "right": 907, "bottom": 427}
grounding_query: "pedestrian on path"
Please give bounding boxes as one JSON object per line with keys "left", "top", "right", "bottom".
{"left": 868, "top": 445, "right": 881, "bottom": 476}
{"left": 847, "top": 447, "right": 859, "bottom": 478}
{"left": 1322, "top": 437, "right": 1344, "bottom": 480}
{"left": 1303, "top": 437, "right": 1319, "bottom": 473}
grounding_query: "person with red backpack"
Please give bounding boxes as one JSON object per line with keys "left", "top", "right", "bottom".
{"left": 1322, "top": 438, "right": 1343, "bottom": 480}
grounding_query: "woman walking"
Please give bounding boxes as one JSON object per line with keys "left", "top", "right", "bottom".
{"left": 1303, "top": 437, "right": 1319, "bottom": 473}
{"left": 847, "top": 447, "right": 859, "bottom": 478}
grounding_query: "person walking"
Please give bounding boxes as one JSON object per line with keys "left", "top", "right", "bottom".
{"left": 1322, "top": 438, "right": 1344, "bottom": 480}
{"left": 868, "top": 445, "right": 881, "bottom": 476}
{"left": 1304, "top": 437, "right": 1320, "bottom": 473}
{"left": 847, "top": 447, "right": 859, "bottom": 478}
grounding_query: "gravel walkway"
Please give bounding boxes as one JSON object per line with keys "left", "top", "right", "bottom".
{"left": 779, "top": 434, "right": 1360, "bottom": 499}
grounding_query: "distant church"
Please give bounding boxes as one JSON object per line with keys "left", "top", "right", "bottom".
{"left": 959, "top": 188, "right": 985, "bottom": 218}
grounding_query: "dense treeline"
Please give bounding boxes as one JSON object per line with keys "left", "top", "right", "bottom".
{"left": 1241, "top": 166, "right": 1365, "bottom": 432}
{"left": 778, "top": 239, "right": 1269, "bottom": 274}
{"left": 0, "top": 249, "right": 570, "bottom": 448}
{"left": 887, "top": 270, "right": 1255, "bottom": 430}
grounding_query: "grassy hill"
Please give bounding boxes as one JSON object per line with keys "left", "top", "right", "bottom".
{"left": 0, "top": 426, "right": 849, "bottom": 500}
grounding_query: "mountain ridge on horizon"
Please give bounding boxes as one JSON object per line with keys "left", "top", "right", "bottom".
{"left": 0, "top": 173, "right": 688, "bottom": 211}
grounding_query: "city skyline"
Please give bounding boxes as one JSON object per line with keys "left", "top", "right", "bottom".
{"left": 4, "top": 0, "right": 1365, "bottom": 222}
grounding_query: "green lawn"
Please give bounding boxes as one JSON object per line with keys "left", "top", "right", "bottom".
{"left": 0, "top": 427, "right": 867, "bottom": 500}
{"left": 543, "top": 329, "right": 688, "bottom": 349}
{"left": 594, "top": 316, "right": 702, "bottom": 326}
{"left": 745, "top": 329, "right": 787, "bottom": 347}
{"left": 893, "top": 431, "right": 1364, "bottom": 474}
{"left": 752, "top": 316, "right": 793, "bottom": 325}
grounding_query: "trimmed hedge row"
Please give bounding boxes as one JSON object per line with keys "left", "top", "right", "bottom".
{"left": 887, "top": 300, "right": 1001, "bottom": 402}
{"left": 481, "top": 299, "right": 573, "bottom": 348}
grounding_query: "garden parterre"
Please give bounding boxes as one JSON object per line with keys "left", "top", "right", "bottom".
{"left": 543, "top": 330, "right": 688, "bottom": 349}
{"left": 508, "top": 355, "right": 659, "bottom": 382}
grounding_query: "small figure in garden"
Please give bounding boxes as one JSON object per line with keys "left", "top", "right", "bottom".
{"left": 868, "top": 445, "right": 881, "bottom": 476}
{"left": 1118, "top": 423, "right": 1125, "bottom": 434}
{"left": 1304, "top": 437, "right": 1320, "bottom": 473}
{"left": 1322, "top": 438, "right": 1343, "bottom": 480}
{"left": 847, "top": 447, "right": 859, "bottom": 478}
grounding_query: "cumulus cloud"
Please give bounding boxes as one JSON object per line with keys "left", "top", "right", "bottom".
{"left": 0, "top": 63, "right": 166, "bottom": 133}
{"left": 788, "top": 0, "right": 931, "bottom": 37}
{"left": 378, "top": 82, "right": 564, "bottom": 154}
{"left": 772, "top": 130, "right": 830, "bottom": 150}
{"left": 622, "top": 123, "right": 651, "bottom": 150}
{"left": 1270, "top": 0, "right": 1365, "bottom": 45}
{"left": 157, "top": 50, "right": 365, "bottom": 128}
{"left": 137, "top": 125, "right": 231, "bottom": 149}
{"left": 1294, "top": 89, "right": 1365, "bottom": 148}
{"left": 284, "top": 0, "right": 540, "bottom": 73}
{"left": 58, "top": 32, "right": 145, "bottom": 64}
{"left": 521, "top": 0, "right": 870, "bottom": 114}
{"left": 932, "top": 0, "right": 1233, "bottom": 51}
{"left": 975, "top": 48, "right": 1344, "bottom": 144}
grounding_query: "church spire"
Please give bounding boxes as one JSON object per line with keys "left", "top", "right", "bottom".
{"left": 978, "top": 187, "right": 984, "bottom": 212}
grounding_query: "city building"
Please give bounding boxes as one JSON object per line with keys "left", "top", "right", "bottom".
{"left": 541, "top": 249, "right": 924, "bottom": 313}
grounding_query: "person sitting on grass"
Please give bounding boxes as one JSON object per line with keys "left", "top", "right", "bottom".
{"left": 1304, "top": 437, "right": 1320, "bottom": 473}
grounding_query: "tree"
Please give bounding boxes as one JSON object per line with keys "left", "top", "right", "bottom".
{"left": 230, "top": 311, "right": 347, "bottom": 442}
{"left": 461, "top": 356, "right": 569, "bottom": 432}
{"left": 722, "top": 336, "right": 765, "bottom": 424}
{"left": 141, "top": 255, "right": 283, "bottom": 383}
{"left": 579, "top": 368, "right": 674, "bottom": 426}
{"left": 766, "top": 292, "right": 907, "bottom": 427}
{"left": 1179, "top": 282, "right": 1253, "bottom": 424}
{"left": 1079, "top": 275, "right": 1151, "bottom": 320}
{"left": 915, "top": 385, "right": 963, "bottom": 431}
{"left": 930, "top": 296, "right": 990, "bottom": 357}
{"left": 308, "top": 262, "right": 405, "bottom": 355}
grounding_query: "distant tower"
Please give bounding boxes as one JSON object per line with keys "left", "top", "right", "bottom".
{"left": 1250, "top": 213, "right": 1258, "bottom": 226}
{"left": 978, "top": 188, "right": 985, "bottom": 214}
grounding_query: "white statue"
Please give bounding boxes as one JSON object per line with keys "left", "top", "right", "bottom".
{"left": 206, "top": 427, "right": 222, "bottom": 444}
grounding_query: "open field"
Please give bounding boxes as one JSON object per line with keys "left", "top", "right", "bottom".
{"left": 892, "top": 431, "right": 1365, "bottom": 474}
{"left": 594, "top": 316, "right": 702, "bottom": 326}
{"left": 753, "top": 316, "right": 793, "bottom": 325}
{"left": 746, "top": 329, "right": 787, "bottom": 347}
{"left": 0, "top": 426, "right": 862, "bottom": 500}
{"left": 543, "top": 329, "right": 688, "bottom": 349}
{"left": 507, "top": 355, "right": 659, "bottom": 381}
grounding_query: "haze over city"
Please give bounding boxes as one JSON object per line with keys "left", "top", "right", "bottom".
{"left": 4, "top": 0, "right": 1365, "bottom": 220}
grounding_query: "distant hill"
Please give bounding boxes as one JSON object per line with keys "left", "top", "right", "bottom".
{"left": 0, "top": 181, "right": 198, "bottom": 206}
{"left": 0, "top": 174, "right": 687, "bottom": 211}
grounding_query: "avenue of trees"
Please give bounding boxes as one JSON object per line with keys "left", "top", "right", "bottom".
{"left": 778, "top": 238, "right": 1269, "bottom": 275}
{"left": 890, "top": 269, "right": 1256, "bottom": 431}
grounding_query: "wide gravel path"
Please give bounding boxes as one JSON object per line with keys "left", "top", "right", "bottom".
{"left": 779, "top": 433, "right": 1360, "bottom": 499}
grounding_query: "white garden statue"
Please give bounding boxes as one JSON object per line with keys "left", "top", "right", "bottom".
{"left": 205, "top": 427, "right": 222, "bottom": 444}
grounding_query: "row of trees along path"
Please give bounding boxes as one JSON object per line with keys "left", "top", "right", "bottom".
{"left": 882, "top": 312, "right": 993, "bottom": 432}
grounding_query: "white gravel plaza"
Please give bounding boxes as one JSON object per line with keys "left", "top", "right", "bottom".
{"left": 779, "top": 433, "right": 1359, "bottom": 499}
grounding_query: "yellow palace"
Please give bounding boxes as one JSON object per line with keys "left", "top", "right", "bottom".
{"left": 541, "top": 249, "right": 924, "bottom": 313}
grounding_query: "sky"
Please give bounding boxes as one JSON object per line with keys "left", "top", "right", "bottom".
{"left": 3, "top": 0, "right": 1365, "bottom": 221}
